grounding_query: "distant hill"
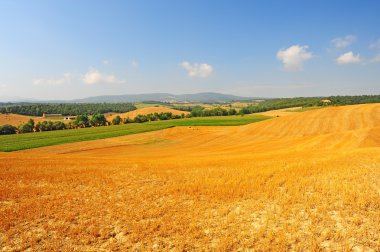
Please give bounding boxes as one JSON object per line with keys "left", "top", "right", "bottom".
{"left": 70, "top": 92, "right": 254, "bottom": 103}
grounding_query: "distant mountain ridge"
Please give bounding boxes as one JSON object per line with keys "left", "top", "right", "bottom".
{"left": 0, "top": 92, "right": 256, "bottom": 103}
{"left": 70, "top": 92, "right": 254, "bottom": 103}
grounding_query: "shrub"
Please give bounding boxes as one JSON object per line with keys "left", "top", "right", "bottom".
{"left": 0, "top": 124, "right": 17, "bottom": 135}
{"left": 90, "top": 114, "right": 107, "bottom": 127}
{"left": 112, "top": 116, "right": 122, "bottom": 125}
{"left": 18, "top": 123, "right": 34, "bottom": 133}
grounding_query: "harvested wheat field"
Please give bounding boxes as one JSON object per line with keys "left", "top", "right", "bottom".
{"left": 107, "top": 107, "right": 189, "bottom": 121}
{"left": 1, "top": 104, "right": 380, "bottom": 251}
{"left": 0, "top": 113, "right": 53, "bottom": 126}
{"left": 257, "top": 107, "right": 302, "bottom": 117}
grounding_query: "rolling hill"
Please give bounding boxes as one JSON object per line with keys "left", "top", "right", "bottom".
{"left": 106, "top": 106, "right": 189, "bottom": 121}
{"left": 1, "top": 103, "right": 379, "bottom": 250}
{"left": 70, "top": 92, "right": 254, "bottom": 103}
{"left": 0, "top": 113, "right": 61, "bottom": 126}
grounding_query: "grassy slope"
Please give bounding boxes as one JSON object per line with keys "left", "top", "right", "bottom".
{"left": 0, "top": 114, "right": 270, "bottom": 152}
{"left": 134, "top": 103, "right": 167, "bottom": 109}
{"left": 287, "top": 106, "right": 322, "bottom": 112}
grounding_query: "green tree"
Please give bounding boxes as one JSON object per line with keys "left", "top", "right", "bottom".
{"left": 123, "top": 117, "right": 134, "bottom": 124}
{"left": 18, "top": 123, "right": 34, "bottom": 133}
{"left": 34, "top": 122, "right": 42, "bottom": 132}
{"left": 74, "top": 115, "right": 90, "bottom": 128}
{"left": 112, "top": 115, "right": 122, "bottom": 125}
{"left": 27, "top": 118, "right": 35, "bottom": 128}
{"left": 90, "top": 114, "right": 107, "bottom": 126}
{"left": 0, "top": 124, "right": 17, "bottom": 135}
{"left": 52, "top": 121, "right": 66, "bottom": 130}
{"left": 134, "top": 114, "right": 148, "bottom": 123}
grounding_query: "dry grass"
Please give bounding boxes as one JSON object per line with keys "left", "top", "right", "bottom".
{"left": 256, "top": 107, "right": 303, "bottom": 117}
{"left": 106, "top": 107, "right": 189, "bottom": 121}
{"left": 1, "top": 104, "right": 379, "bottom": 251}
{"left": 0, "top": 114, "right": 61, "bottom": 126}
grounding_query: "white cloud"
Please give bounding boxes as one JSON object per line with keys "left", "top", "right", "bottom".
{"left": 276, "top": 45, "right": 313, "bottom": 72}
{"left": 331, "top": 35, "right": 356, "bottom": 48}
{"left": 369, "top": 39, "right": 380, "bottom": 50}
{"left": 82, "top": 69, "right": 125, "bottom": 85}
{"left": 336, "top": 51, "right": 362, "bottom": 65}
{"left": 180, "top": 61, "right": 213, "bottom": 78}
{"left": 370, "top": 54, "right": 380, "bottom": 63}
{"left": 103, "top": 60, "right": 109, "bottom": 65}
{"left": 33, "top": 73, "right": 72, "bottom": 86}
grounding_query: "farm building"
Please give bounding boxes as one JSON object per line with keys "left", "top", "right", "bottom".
{"left": 42, "top": 113, "right": 62, "bottom": 118}
{"left": 63, "top": 116, "right": 76, "bottom": 120}
{"left": 321, "top": 99, "right": 332, "bottom": 104}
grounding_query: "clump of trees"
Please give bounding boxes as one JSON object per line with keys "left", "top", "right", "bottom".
{"left": 89, "top": 114, "right": 107, "bottom": 127}
{"left": 18, "top": 119, "right": 35, "bottom": 133}
{"left": 190, "top": 107, "right": 237, "bottom": 117}
{"left": 0, "top": 124, "right": 17, "bottom": 135}
{"left": 129, "top": 112, "right": 184, "bottom": 123}
{"left": 0, "top": 111, "right": 186, "bottom": 135}
{"left": 35, "top": 121, "right": 66, "bottom": 132}
{"left": 112, "top": 116, "right": 122, "bottom": 125}
{"left": 172, "top": 105, "right": 204, "bottom": 112}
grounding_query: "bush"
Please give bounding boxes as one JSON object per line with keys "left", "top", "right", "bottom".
{"left": 112, "top": 116, "right": 122, "bottom": 125}
{"left": 18, "top": 123, "right": 33, "bottom": 133}
{"left": 74, "top": 115, "right": 90, "bottom": 128}
{"left": 123, "top": 117, "right": 134, "bottom": 124}
{"left": 134, "top": 114, "right": 149, "bottom": 123}
{"left": 52, "top": 121, "right": 66, "bottom": 130}
{"left": 90, "top": 114, "right": 107, "bottom": 127}
{"left": 0, "top": 124, "right": 17, "bottom": 135}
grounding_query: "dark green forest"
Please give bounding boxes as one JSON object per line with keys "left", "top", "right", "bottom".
{"left": 0, "top": 103, "right": 136, "bottom": 116}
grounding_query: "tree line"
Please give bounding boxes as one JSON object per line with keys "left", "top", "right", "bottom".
{"left": 239, "top": 95, "right": 380, "bottom": 115}
{"left": 0, "top": 112, "right": 186, "bottom": 135}
{"left": 0, "top": 103, "right": 137, "bottom": 116}
{"left": 173, "top": 95, "right": 380, "bottom": 116}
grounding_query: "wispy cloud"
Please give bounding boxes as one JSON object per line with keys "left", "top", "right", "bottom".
{"left": 82, "top": 69, "right": 125, "bottom": 85}
{"left": 331, "top": 35, "right": 356, "bottom": 49}
{"left": 276, "top": 45, "right": 313, "bottom": 72}
{"left": 336, "top": 51, "right": 362, "bottom": 65}
{"left": 103, "top": 59, "right": 110, "bottom": 65}
{"left": 180, "top": 61, "right": 213, "bottom": 78}
{"left": 33, "top": 73, "right": 72, "bottom": 86}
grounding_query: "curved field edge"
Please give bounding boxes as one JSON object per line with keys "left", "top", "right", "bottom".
{"left": 0, "top": 114, "right": 270, "bottom": 152}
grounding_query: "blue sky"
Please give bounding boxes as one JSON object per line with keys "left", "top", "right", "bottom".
{"left": 0, "top": 0, "right": 379, "bottom": 100}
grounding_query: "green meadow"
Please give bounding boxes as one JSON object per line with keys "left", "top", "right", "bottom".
{"left": 0, "top": 114, "right": 270, "bottom": 152}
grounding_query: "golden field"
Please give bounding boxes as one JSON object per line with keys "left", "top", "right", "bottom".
{"left": 106, "top": 107, "right": 189, "bottom": 121}
{"left": 0, "top": 104, "right": 379, "bottom": 251}
{"left": 0, "top": 113, "right": 58, "bottom": 126}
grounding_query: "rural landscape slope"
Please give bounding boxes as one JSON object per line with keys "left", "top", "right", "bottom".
{"left": 0, "top": 104, "right": 379, "bottom": 250}
{"left": 0, "top": 113, "right": 58, "bottom": 126}
{"left": 106, "top": 107, "right": 189, "bottom": 121}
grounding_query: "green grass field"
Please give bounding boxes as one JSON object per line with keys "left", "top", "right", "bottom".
{"left": 134, "top": 103, "right": 167, "bottom": 109}
{"left": 0, "top": 114, "right": 270, "bottom": 152}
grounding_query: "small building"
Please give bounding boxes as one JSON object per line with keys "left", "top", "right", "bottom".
{"left": 63, "top": 116, "right": 76, "bottom": 120}
{"left": 42, "top": 113, "right": 63, "bottom": 118}
{"left": 321, "top": 99, "right": 332, "bottom": 104}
